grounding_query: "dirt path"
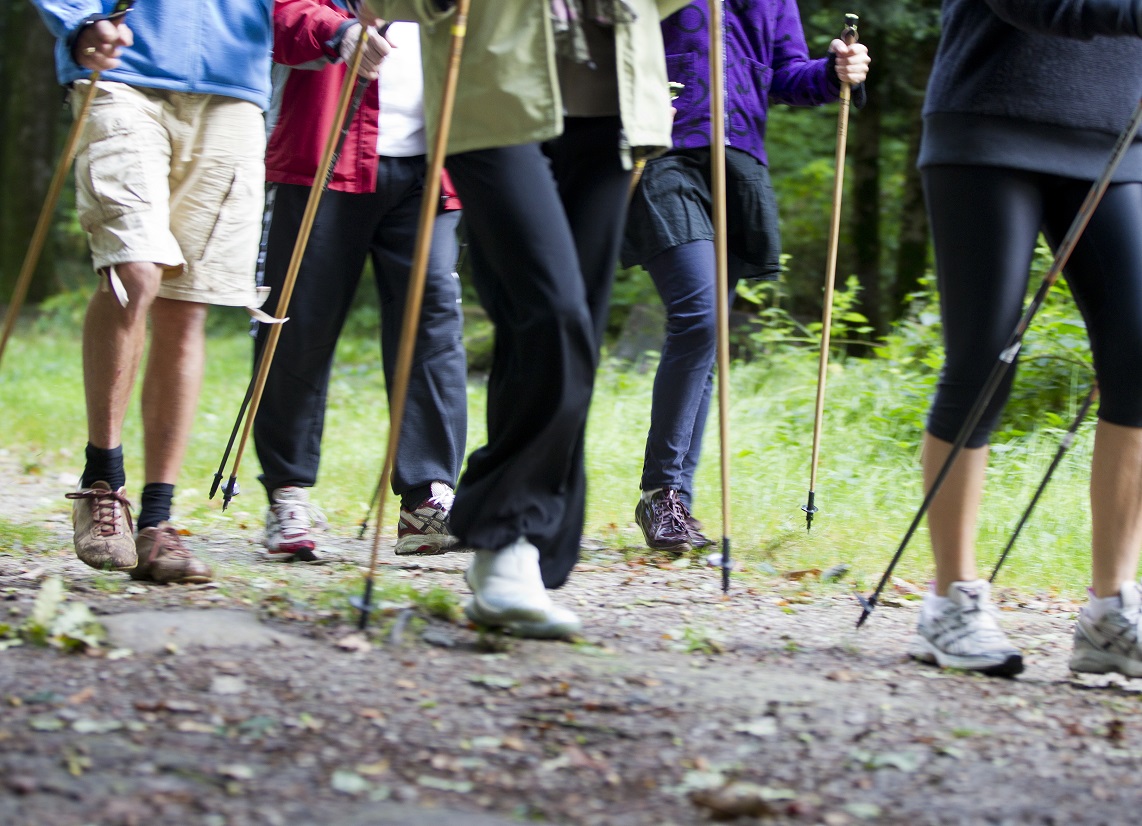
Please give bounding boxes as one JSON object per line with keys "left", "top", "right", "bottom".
{"left": 1, "top": 457, "right": 1139, "bottom": 826}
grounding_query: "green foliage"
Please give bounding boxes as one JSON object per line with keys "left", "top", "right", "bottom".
{"left": 2, "top": 576, "right": 105, "bottom": 652}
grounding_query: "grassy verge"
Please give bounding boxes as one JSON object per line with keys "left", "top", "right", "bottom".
{"left": 0, "top": 323, "right": 1095, "bottom": 597}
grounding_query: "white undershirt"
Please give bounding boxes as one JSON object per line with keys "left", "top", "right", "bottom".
{"left": 376, "top": 22, "right": 426, "bottom": 157}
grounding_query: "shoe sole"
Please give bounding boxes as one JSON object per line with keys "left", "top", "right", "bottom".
{"left": 259, "top": 545, "right": 319, "bottom": 563}
{"left": 394, "top": 534, "right": 461, "bottom": 556}
{"left": 1069, "top": 648, "right": 1142, "bottom": 677}
{"left": 910, "top": 636, "right": 1024, "bottom": 677}
{"left": 464, "top": 601, "right": 580, "bottom": 639}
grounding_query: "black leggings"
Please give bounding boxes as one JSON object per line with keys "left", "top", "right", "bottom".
{"left": 923, "top": 165, "right": 1142, "bottom": 447}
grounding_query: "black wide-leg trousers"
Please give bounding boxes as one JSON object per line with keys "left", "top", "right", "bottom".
{"left": 445, "top": 116, "right": 632, "bottom": 588}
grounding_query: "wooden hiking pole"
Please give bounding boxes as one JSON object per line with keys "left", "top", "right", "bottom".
{"left": 214, "top": 31, "right": 371, "bottom": 510}
{"left": 709, "top": 0, "right": 733, "bottom": 593}
{"left": 353, "top": 0, "right": 471, "bottom": 629}
{"left": 802, "top": 13, "right": 859, "bottom": 532}
{"left": 0, "top": 0, "right": 135, "bottom": 370}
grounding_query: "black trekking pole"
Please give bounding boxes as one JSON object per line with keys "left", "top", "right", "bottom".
{"left": 989, "top": 383, "right": 1098, "bottom": 583}
{"left": 857, "top": 97, "right": 1142, "bottom": 628}
{"left": 0, "top": 0, "right": 135, "bottom": 370}
{"left": 210, "top": 22, "right": 388, "bottom": 501}
{"left": 352, "top": 0, "right": 470, "bottom": 629}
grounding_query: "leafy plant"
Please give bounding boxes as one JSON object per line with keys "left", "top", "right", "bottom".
{"left": 2, "top": 576, "right": 105, "bottom": 652}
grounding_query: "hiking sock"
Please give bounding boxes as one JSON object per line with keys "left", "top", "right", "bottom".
{"left": 81, "top": 443, "right": 125, "bottom": 491}
{"left": 401, "top": 483, "right": 434, "bottom": 512}
{"left": 137, "top": 483, "right": 175, "bottom": 530}
{"left": 1086, "top": 587, "right": 1124, "bottom": 621}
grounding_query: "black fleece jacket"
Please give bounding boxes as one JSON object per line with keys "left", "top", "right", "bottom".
{"left": 919, "top": 0, "right": 1142, "bottom": 181}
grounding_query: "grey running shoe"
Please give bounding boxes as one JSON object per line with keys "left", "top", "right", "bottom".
{"left": 1070, "top": 582, "right": 1142, "bottom": 677}
{"left": 262, "top": 487, "right": 324, "bottom": 562}
{"left": 635, "top": 488, "right": 693, "bottom": 554}
{"left": 132, "top": 523, "right": 212, "bottom": 584}
{"left": 395, "top": 482, "right": 459, "bottom": 556}
{"left": 66, "top": 482, "right": 136, "bottom": 572}
{"left": 911, "top": 579, "right": 1023, "bottom": 677}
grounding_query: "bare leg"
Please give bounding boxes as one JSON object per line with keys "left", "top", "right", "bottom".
{"left": 923, "top": 431, "right": 990, "bottom": 595}
{"left": 83, "top": 263, "right": 164, "bottom": 449}
{"left": 141, "top": 297, "right": 208, "bottom": 486}
{"left": 1090, "top": 420, "right": 1142, "bottom": 597}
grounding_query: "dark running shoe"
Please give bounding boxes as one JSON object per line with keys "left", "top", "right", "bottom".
{"left": 635, "top": 488, "right": 693, "bottom": 555}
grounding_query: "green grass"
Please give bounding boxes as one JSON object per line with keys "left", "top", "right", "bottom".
{"left": 0, "top": 321, "right": 1096, "bottom": 596}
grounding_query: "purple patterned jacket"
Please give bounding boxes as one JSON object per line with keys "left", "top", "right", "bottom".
{"left": 664, "top": 0, "right": 843, "bottom": 165}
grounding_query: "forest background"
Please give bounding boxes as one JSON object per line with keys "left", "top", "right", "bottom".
{"left": 0, "top": 1, "right": 1102, "bottom": 594}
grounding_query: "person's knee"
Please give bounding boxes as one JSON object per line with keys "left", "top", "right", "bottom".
{"left": 149, "top": 298, "right": 209, "bottom": 342}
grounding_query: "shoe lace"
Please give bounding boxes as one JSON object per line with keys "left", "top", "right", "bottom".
{"left": 273, "top": 498, "right": 326, "bottom": 534}
{"left": 426, "top": 483, "right": 455, "bottom": 515}
{"left": 141, "top": 525, "right": 192, "bottom": 562}
{"left": 654, "top": 490, "right": 691, "bottom": 533}
{"left": 67, "top": 487, "right": 134, "bottom": 537}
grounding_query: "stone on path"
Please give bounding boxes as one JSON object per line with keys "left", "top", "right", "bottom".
{"left": 100, "top": 609, "right": 299, "bottom": 653}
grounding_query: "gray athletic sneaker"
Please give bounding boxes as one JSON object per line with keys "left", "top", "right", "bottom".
{"left": 911, "top": 579, "right": 1024, "bottom": 677}
{"left": 1070, "top": 582, "right": 1142, "bottom": 677}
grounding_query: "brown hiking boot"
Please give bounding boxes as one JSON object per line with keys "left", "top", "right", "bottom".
{"left": 131, "top": 523, "right": 212, "bottom": 584}
{"left": 634, "top": 488, "right": 693, "bottom": 555}
{"left": 66, "top": 482, "right": 137, "bottom": 571}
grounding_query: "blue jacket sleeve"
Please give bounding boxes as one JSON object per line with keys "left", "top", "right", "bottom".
{"left": 29, "top": 0, "right": 104, "bottom": 41}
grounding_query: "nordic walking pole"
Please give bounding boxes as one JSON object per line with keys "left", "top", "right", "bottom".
{"left": 857, "top": 98, "right": 1142, "bottom": 628}
{"left": 0, "top": 0, "right": 135, "bottom": 370}
{"left": 215, "top": 31, "right": 372, "bottom": 510}
{"left": 989, "top": 383, "right": 1098, "bottom": 583}
{"left": 211, "top": 23, "right": 390, "bottom": 501}
{"left": 802, "top": 14, "right": 859, "bottom": 532}
{"left": 709, "top": 0, "right": 733, "bottom": 594}
{"left": 352, "top": 0, "right": 470, "bottom": 629}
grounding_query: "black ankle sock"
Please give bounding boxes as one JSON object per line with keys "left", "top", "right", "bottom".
{"left": 81, "top": 444, "right": 125, "bottom": 491}
{"left": 400, "top": 484, "right": 434, "bottom": 512}
{"left": 137, "top": 483, "right": 175, "bottom": 530}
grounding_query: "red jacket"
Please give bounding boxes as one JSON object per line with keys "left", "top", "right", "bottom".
{"left": 267, "top": 0, "right": 459, "bottom": 208}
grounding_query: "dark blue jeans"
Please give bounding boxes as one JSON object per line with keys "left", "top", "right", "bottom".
{"left": 254, "top": 155, "right": 467, "bottom": 504}
{"left": 642, "top": 239, "right": 750, "bottom": 509}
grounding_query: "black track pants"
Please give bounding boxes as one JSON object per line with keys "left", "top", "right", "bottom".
{"left": 254, "top": 155, "right": 467, "bottom": 498}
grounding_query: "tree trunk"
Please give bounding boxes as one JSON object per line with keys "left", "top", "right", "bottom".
{"left": 892, "top": 37, "right": 938, "bottom": 314}
{"left": 849, "top": 28, "right": 884, "bottom": 341}
{"left": 0, "top": 2, "right": 64, "bottom": 305}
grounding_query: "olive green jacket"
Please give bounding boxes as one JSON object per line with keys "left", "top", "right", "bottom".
{"left": 364, "top": 0, "right": 690, "bottom": 164}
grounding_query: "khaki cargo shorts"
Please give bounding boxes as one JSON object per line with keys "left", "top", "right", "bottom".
{"left": 71, "top": 80, "right": 267, "bottom": 307}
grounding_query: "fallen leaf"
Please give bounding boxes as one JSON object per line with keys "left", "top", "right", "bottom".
{"left": 690, "top": 782, "right": 779, "bottom": 820}
{"left": 331, "top": 770, "right": 370, "bottom": 795}
{"left": 336, "top": 633, "right": 372, "bottom": 653}
{"left": 67, "top": 687, "right": 95, "bottom": 705}
{"left": 783, "top": 569, "right": 821, "bottom": 581}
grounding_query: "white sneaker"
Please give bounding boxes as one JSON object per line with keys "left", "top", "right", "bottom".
{"left": 911, "top": 579, "right": 1023, "bottom": 676}
{"left": 261, "top": 487, "right": 325, "bottom": 562}
{"left": 1070, "top": 582, "right": 1142, "bottom": 677}
{"left": 394, "top": 482, "right": 460, "bottom": 556}
{"left": 464, "top": 537, "right": 582, "bottom": 639}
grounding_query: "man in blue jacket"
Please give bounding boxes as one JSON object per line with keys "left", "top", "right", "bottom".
{"left": 31, "top": 0, "right": 273, "bottom": 583}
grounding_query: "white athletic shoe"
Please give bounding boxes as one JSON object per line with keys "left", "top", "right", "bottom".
{"left": 464, "top": 537, "right": 582, "bottom": 639}
{"left": 911, "top": 579, "right": 1023, "bottom": 677}
{"left": 1070, "top": 582, "right": 1142, "bottom": 677}
{"left": 262, "top": 487, "right": 325, "bottom": 562}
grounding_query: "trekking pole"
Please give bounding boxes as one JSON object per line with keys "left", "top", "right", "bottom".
{"left": 211, "top": 22, "right": 389, "bottom": 501}
{"left": 214, "top": 30, "right": 373, "bottom": 509}
{"left": 857, "top": 98, "right": 1142, "bottom": 628}
{"left": 352, "top": 0, "right": 470, "bottom": 629}
{"left": 802, "top": 13, "right": 859, "bottom": 532}
{"left": 709, "top": 0, "right": 733, "bottom": 593}
{"left": 0, "top": 0, "right": 135, "bottom": 370}
{"left": 989, "top": 383, "right": 1098, "bottom": 583}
